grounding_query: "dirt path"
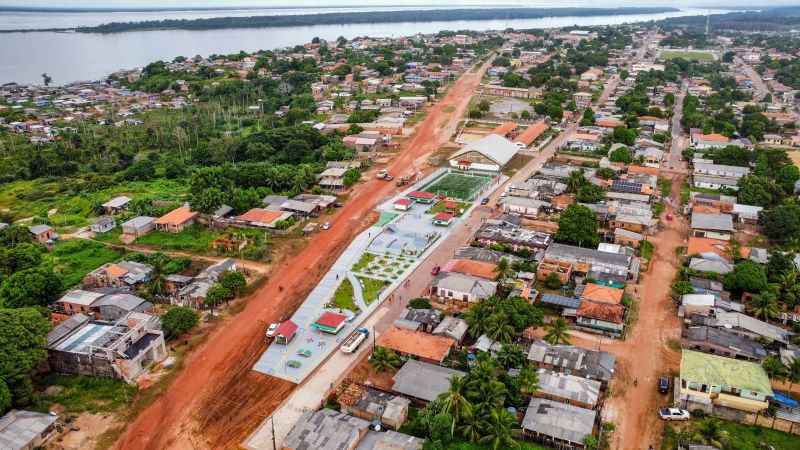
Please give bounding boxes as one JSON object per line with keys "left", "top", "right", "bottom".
{"left": 112, "top": 59, "right": 492, "bottom": 450}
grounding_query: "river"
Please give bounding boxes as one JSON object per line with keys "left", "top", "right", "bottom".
{"left": 0, "top": 7, "right": 720, "bottom": 85}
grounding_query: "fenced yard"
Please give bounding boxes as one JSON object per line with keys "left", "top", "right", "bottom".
{"left": 421, "top": 170, "right": 492, "bottom": 201}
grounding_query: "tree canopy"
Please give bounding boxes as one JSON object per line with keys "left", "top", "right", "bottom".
{"left": 556, "top": 204, "right": 600, "bottom": 247}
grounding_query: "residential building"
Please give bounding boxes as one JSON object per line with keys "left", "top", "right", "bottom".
{"left": 574, "top": 300, "right": 626, "bottom": 336}
{"left": 613, "top": 228, "right": 643, "bottom": 248}
{"left": 47, "top": 312, "right": 166, "bottom": 383}
{"left": 473, "top": 219, "right": 553, "bottom": 252}
{"left": 689, "top": 311, "right": 790, "bottom": 345}
{"left": 483, "top": 84, "right": 541, "bottom": 98}
{"left": 55, "top": 290, "right": 105, "bottom": 318}
{"left": 430, "top": 272, "right": 498, "bottom": 304}
{"left": 501, "top": 196, "right": 550, "bottom": 217}
{"left": 685, "top": 326, "right": 766, "bottom": 362}
{"left": 393, "top": 308, "right": 443, "bottom": 333}
{"left": 545, "top": 243, "right": 637, "bottom": 280}
{"left": 101, "top": 195, "right": 132, "bottom": 214}
{"left": 535, "top": 369, "right": 602, "bottom": 409}
{"left": 337, "top": 384, "right": 410, "bottom": 431}
{"left": 121, "top": 216, "right": 156, "bottom": 237}
{"left": 527, "top": 340, "right": 617, "bottom": 384}
{"left": 90, "top": 216, "right": 116, "bottom": 233}
{"left": 83, "top": 261, "right": 151, "bottom": 289}
{"left": 376, "top": 326, "right": 455, "bottom": 365}
{"left": 432, "top": 316, "right": 469, "bottom": 343}
{"left": 521, "top": 399, "right": 597, "bottom": 449}
{"left": 679, "top": 350, "right": 773, "bottom": 413}
{"left": 281, "top": 408, "right": 369, "bottom": 450}
{"left": 0, "top": 409, "right": 57, "bottom": 450}
{"left": 391, "top": 359, "right": 466, "bottom": 402}
{"left": 689, "top": 257, "right": 733, "bottom": 275}
{"left": 536, "top": 259, "right": 573, "bottom": 284}
{"left": 28, "top": 224, "right": 54, "bottom": 243}
{"left": 693, "top": 163, "right": 750, "bottom": 191}
{"left": 154, "top": 206, "right": 198, "bottom": 232}
{"left": 92, "top": 293, "right": 153, "bottom": 321}
{"left": 691, "top": 213, "right": 734, "bottom": 240}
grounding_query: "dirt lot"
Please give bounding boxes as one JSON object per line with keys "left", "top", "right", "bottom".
{"left": 112, "top": 60, "right": 491, "bottom": 450}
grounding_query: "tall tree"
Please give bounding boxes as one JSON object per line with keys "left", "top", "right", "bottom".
{"left": 463, "top": 302, "right": 492, "bottom": 338}
{"left": 544, "top": 317, "right": 571, "bottom": 345}
{"left": 438, "top": 375, "right": 471, "bottom": 437}
{"left": 485, "top": 312, "right": 515, "bottom": 344}
{"left": 692, "top": 418, "right": 724, "bottom": 449}
{"left": 493, "top": 258, "right": 511, "bottom": 281}
{"left": 556, "top": 204, "right": 600, "bottom": 247}
{"left": 750, "top": 288, "right": 781, "bottom": 322}
{"left": 479, "top": 407, "right": 520, "bottom": 450}
{"left": 370, "top": 347, "right": 402, "bottom": 373}
{"left": 762, "top": 355, "right": 788, "bottom": 382}
{"left": 0, "top": 308, "right": 50, "bottom": 406}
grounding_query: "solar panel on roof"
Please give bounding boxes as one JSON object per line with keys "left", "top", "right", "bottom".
{"left": 539, "top": 294, "right": 581, "bottom": 309}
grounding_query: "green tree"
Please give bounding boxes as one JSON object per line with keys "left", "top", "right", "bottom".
{"left": 580, "top": 107, "right": 596, "bottom": 126}
{"left": 670, "top": 281, "right": 694, "bottom": 296}
{"left": 544, "top": 272, "right": 562, "bottom": 289}
{"left": 776, "top": 165, "right": 800, "bottom": 195}
{"left": 495, "top": 296, "right": 543, "bottom": 332}
{"left": 485, "top": 312, "right": 515, "bottom": 344}
{"left": 41, "top": 73, "right": 52, "bottom": 86}
{"left": 0, "top": 379, "right": 10, "bottom": 414}
{"left": 438, "top": 375, "right": 471, "bottom": 437}
{"left": 544, "top": 317, "right": 571, "bottom": 345}
{"left": 370, "top": 347, "right": 402, "bottom": 373}
{"left": 609, "top": 145, "right": 633, "bottom": 164}
{"left": 0, "top": 308, "right": 50, "bottom": 406}
{"left": 146, "top": 254, "right": 168, "bottom": 296}
{"left": 479, "top": 407, "right": 519, "bottom": 450}
{"left": 762, "top": 204, "right": 800, "bottom": 242}
{"left": 161, "top": 306, "right": 199, "bottom": 337}
{"left": 204, "top": 285, "right": 230, "bottom": 312}
{"left": 515, "top": 365, "right": 540, "bottom": 396}
{"left": 495, "top": 343, "right": 526, "bottom": 369}
{"left": 692, "top": 418, "right": 725, "bottom": 449}
{"left": 220, "top": 270, "right": 247, "bottom": 296}
{"left": 566, "top": 170, "right": 586, "bottom": 194}
{"left": 0, "top": 267, "right": 62, "bottom": 308}
{"left": 458, "top": 407, "right": 483, "bottom": 444}
{"left": 493, "top": 258, "right": 511, "bottom": 281}
{"left": 786, "top": 357, "right": 800, "bottom": 391}
{"left": 463, "top": 302, "right": 492, "bottom": 338}
{"left": 343, "top": 168, "right": 361, "bottom": 186}
{"left": 408, "top": 297, "right": 432, "bottom": 309}
{"left": 556, "top": 204, "right": 600, "bottom": 247}
{"left": 750, "top": 288, "right": 781, "bottom": 322}
{"left": 762, "top": 355, "right": 788, "bottom": 381}
{"left": 723, "top": 261, "right": 768, "bottom": 293}
{"left": 766, "top": 250, "right": 796, "bottom": 282}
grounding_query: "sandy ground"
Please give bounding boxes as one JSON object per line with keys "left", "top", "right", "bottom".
{"left": 49, "top": 413, "right": 123, "bottom": 450}
{"left": 112, "top": 58, "right": 493, "bottom": 450}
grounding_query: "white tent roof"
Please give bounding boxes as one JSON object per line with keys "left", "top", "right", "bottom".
{"left": 450, "top": 134, "right": 518, "bottom": 167}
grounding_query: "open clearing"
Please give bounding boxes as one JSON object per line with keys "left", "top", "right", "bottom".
{"left": 658, "top": 50, "right": 715, "bottom": 61}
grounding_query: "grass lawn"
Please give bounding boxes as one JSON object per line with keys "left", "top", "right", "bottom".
{"left": 503, "top": 154, "right": 533, "bottom": 177}
{"left": 658, "top": 176, "right": 673, "bottom": 198}
{"left": 357, "top": 276, "right": 388, "bottom": 305}
{"left": 34, "top": 375, "right": 137, "bottom": 414}
{"left": 427, "top": 200, "right": 469, "bottom": 217}
{"left": 640, "top": 240, "right": 655, "bottom": 272}
{"left": 352, "top": 253, "right": 376, "bottom": 272}
{"left": 659, "top": 50, "right": 715, "bottom": 62}
{"left": 135, "top": 225, "right": 219, "bottom": 253}
{"left": 49, "top": 239, "right": 125, "bottom": 290}
{"left": 332, "top": 278, "right": 358, "bottom": 312}
{"left": 662, "top": 420, "right": 800, "bottom": 450}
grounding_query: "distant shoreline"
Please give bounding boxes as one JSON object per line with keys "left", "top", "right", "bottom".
{"left": 1, "top": 7, "right": 681, "bottom": 34}
{"left": 0, "top": 4, "right": 513, "bottom": 14}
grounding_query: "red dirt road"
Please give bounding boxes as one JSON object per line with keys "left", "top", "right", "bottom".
{"left": 113, "top": 60, "right": 491, "bottom": 450}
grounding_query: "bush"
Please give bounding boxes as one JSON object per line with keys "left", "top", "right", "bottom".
{"left": 544, "top": 272, "right": 562, "bottom": 289}
{"left": 692, "top": 409, "right": 706, "bottom": 418}
{"left": 161, "top": 307, "right": 199, "bottom": 337}
{"left": 408, "top": 297, "right": 431, "bottom": 309}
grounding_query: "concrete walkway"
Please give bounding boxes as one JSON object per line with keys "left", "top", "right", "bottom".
{"left": 347, "top": 273, "right": 368, "bottom": 311}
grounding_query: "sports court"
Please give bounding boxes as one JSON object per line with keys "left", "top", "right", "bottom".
{"left": 421, "top": 170, "right": 492, "bottom": 201}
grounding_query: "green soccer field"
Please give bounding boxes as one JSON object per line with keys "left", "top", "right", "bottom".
{"left": 422, "top": 171, "right": 492, "bottom": 200}
{"left": 658, "top": 50, "right": 715, "bottom": 62}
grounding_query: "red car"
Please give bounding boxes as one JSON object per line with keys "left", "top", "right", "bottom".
{"left": 666, "top": 214, "right": 673, "bottom": 221}
{"left": 431, "top": 265, "right": 441, "bottom": 275}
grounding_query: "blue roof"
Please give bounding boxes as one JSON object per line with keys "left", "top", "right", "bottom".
{"left": 772, "top": 393, "right": 799, "bottom": 406}
{"left": 539, "top": 294, "right": 581, "bottom": 309}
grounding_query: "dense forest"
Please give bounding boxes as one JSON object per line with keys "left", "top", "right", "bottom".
{"left": 659, "top": 6, "right": 800, "bottom": 32}
{"left": 67, "top": 7, "right": 679, "bottom": 33}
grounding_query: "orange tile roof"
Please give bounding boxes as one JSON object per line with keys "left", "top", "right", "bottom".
{"left": 445, "top": 259, "right": 497, "bottom": 280}
{"left": 106, "top": 264, "right": 128, "bottom": 279}
{"left": 515, "top": 122, "right": 548, "bottom": 145}
{"left": 687, "top": 237, "right": 750, "bottom": 262}
{"left": 627, "top": 165, "right": 660, "bottom": 176}
{"left": 491, "top": 121, "right": 518, "bottom": 136}
{"left": 581, "top": 284, "right": 624, "bottom": 305}
{"left": 238, "top": 208, "right": 283, "bottom": 224}
{"left": 596, "top": 119, "right": 623, "bottom": 128}
{"left": 692, "top": 133, "right": 729, "bottom": 142}
{"left": 577, "top": 300, "right": 625, "bottom": 324}
{"left": 155, "top": 206, "right": 198, "bottom": 225}
{"left": 692, "top": 205, "right": 721, "bottom": 214}
{"left": 376, "top": 326, "right": 454, "bottom": 363}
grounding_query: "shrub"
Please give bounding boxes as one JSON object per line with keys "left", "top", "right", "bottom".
{"left": 408, "top": 297, "right": 432, "bottom": 309}
{"left": 161, "top": 306, "right": 199, "bottom": 337}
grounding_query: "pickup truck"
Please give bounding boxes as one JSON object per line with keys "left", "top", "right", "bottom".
{"left": 658, "top": 408, "right": 690, "bottom": 421}
{"left": 341, "top": 327, "right": 370, "bottom": 354}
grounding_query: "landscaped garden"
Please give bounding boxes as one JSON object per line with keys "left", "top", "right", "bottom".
{"left": 427, "top": 200, "right": 470, "bottom": 217}
{"left": 352, "top": 252, "right": 414, "bottom": 281}
{"left": 357, "top": 276, "right": 388, "bottom": 305}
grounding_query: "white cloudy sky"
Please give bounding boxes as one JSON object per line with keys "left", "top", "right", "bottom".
{"left": 0, "top": 0, "right": 796, "bottom": 9}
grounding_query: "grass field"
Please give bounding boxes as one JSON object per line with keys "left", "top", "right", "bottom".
{"left": 356, "top": 276, "right": 388, "bottom": 305}
{"left": 35, "top": 374, "right": 137, "bottom": 414}
{"left": 49, "top": 239, "right": 125, "bottom": 290}
{"left": 659, "top": 50, "right": 715, "bottom": 62}
{"left": 422, "top": 171, "right": 491, "bottom": 200}
{"left": 332, "top": 278, "right": 358, "bottom": 312}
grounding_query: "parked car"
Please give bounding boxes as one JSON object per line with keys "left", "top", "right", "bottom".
{"left": 658, "top": 408, "right": 690, "bottom": 421}
{"left": 333, "top": 202, "right": 342, "bottom": 208}
{"left": 266, "top": 322, "right": 280, "bottom": 338}
{"left": 659, "top": 376, "right": 670, "bottom": 394}
{"left": 481, "top": 197, "right": 490, "bottom": 205}
{"left": 322, "top": 222, "right": 331, "bottom": 230}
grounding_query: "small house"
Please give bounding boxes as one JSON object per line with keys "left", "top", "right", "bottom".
{"left": 28, "top": 224, "right": 54, "bottom": 243}
{"left": 274, "top": 320, "right": 298, "bottom": 345}
{"left": 311, "top": 311, "right": 347, "bottom": 334}
{"left": 337, "top": 384, "right": 410, "bottom": 430}
{"left": 432, "top": 212, "right": 453, "bottom": 226}
{"left": 102, "top": 195, "right": 132, "bottom": 214}
{"left": 535, "top": 369, "right": 602, "bottom": 409}
{"left": 90, "top": 216, "right": 116, "bottom": 233}
{"left": 406, "top": 190, "right": 436, "bottom": 204}
{"left": 521, "top": 399, "right": 597, "bottom": 448}
{"left": 376, "top": 326, "right": 455, "bottom": 365}
{"left": 391, "top": 359, "right": 466, "bottom": 402}
{"left": 0, "top": 410, "right": 58, "bottom": 450}
{"left": 393, "top": 198, "right": 413, "bottom": 211}
{"left": 154, "top": 206, "right": 198, "bottom": 233}
{"left": 121, "top": 216, "right": 156, "bottom": 237}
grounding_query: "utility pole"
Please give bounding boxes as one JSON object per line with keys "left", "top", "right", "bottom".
{"left": 271, "top": 415, "right": 277, "bottom": 450}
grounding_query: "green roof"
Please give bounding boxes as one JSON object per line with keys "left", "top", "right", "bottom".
{"left": 680, "top": 350, "right": 773, "bottom": 395}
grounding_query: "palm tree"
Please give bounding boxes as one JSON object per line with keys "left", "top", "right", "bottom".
{"left": 516, "top": 366, "right": 540, "bottom": 396}
{"left": 474, "top": 381, "right": 507, "bottom": 415}
{"left": 370, "top": 347, "right": 402, "bottom": 373}
{"left": 463, "top": 303, "right": 492, "bottom": 338}
{"left": 762, "top": 355, "right": 788, "bottom": 382}
{"left": 486, "top": 312, "right": 515, "bottom": 344}
{"left": 750, "top": 290, "right": 781, "bottom": 322}
{"left": 566, "top": 169, "right": 585, "bottom": 194}
{"left": 724, "top": 237, "right": 742, "bottom": 261}
{"left": 458, "top": 407, "right": 484, "bottom": 444}
{"left": 438, "top": 375, "right": 472, "bottom": 437}
{"left": 496, "top": 343, "right": 526, "bottom": 369}
{"left": 147, "top": 254, "right": 168, "bottom": 297}
{"left": 544, "top": 317, "right": 571, "bottom": 345}
{"left": 692, "top": 417, "right": 725, "bottom": 449}
{"left": 777, "top": 269, "right": 797, "bottom": 301}
{"left": 479, "top": 407, "right": 520, "bottom": 450}
{"left": 786, "top": 357, "right": 800, "bottom": 391}
{"left": 493, "top": 258, "right": 511, "bottom": 281}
